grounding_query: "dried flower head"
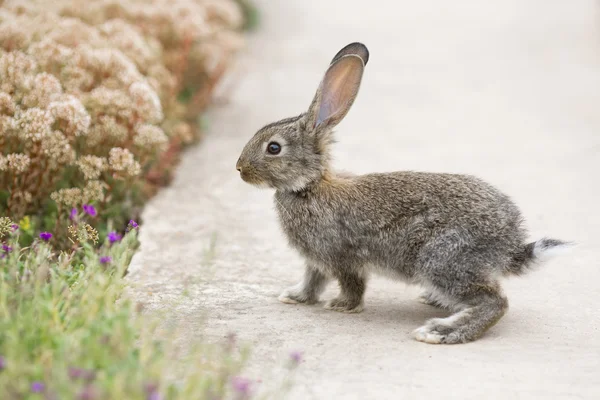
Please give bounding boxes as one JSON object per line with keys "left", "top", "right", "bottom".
{"left": 48, "top": 95, "right": 91, "bottom": 137}
{"left": 108, "top": 147, "right": 140, "bottom": 177}
{"left": 77, "top": 155, "right": 107, "bottom": 180}
{"left": 128, "top": 81, "right": 163, "bottom": 123}
{"left": 171, "top": 122, "right": 194, "bottom": 144}
{"left": 83, "top": 46, "right": 143, "bottom": 88}
{"left": 0, "top": 114, "right": 16, "bottom": 136}
{"left": 134, "top": 124, "right": 168, "bottom": 152}
{"left": 41, "top": 130, "right": 76, "bottom": 168}
{"left": 8, "top": 190, "right": 32, "bottom": 206}
{"left": 97, "top": 19, "right": 159, "bottom": 71}
{"left": 0, "top": 217, "right": 15, "bottom": 238}
{"left": 82, "top": 180, "right": 107, "bottom": 203}
{"left": 0, "top": 91, "right": 15, "bottom": 115}
{"left": 27, "top": 37, "right": 74, "bottom": 71}
{"left": 87, "top": 115, "right": 128, "bottom": 147}
{"left": 0, "top": 51, "right": 37, "bottom": 95}
{"left": 5, "top": 153, "right": 31, "bottom": 173}
{"left": 22, "top": 72, "right": 63, "bottom": 108}
{"left": 51, "top": 187, "right": 83, "bottom": 207}
{"left": 68, "top": 223, "right": 99, "bottom": 245}
{"left": 85, "top": 86, "right": 133, "bottom": 121}
{"left": 14, "top": 107, "right": 54, "bottom": 141}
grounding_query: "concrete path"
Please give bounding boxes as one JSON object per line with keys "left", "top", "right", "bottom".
{"left": 128, "top": 1, "right": 600, "bottom": 398}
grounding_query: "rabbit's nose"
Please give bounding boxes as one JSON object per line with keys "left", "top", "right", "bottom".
{"left": 236, "top": 158, "right": 242, "bottom": 172}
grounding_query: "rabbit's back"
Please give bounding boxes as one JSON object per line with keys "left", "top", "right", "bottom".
{"left": 275, "top": 171, "right": 527, "bottom": 279}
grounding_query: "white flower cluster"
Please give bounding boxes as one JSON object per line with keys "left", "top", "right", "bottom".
{"left": 0, "top": 0, "right": 244, "bottom": 218}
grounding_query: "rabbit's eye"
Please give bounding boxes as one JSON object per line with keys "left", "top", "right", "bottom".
{"left": 267, "top": 142, "right": 281, "bottom": 155}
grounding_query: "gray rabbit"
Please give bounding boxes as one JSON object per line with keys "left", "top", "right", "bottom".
{"left": 236, "top": 42, "right": 569, "bottom": 344}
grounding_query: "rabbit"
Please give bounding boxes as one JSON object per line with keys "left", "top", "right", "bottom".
{"left": 235, "top": 42, "right": 570, "bottom": 344}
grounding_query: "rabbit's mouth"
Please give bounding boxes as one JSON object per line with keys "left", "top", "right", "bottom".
{"left": 239, "top": 169, "right": 271, "bottom": 188}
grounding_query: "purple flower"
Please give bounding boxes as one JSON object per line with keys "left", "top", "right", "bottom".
{"left": 231, "top": 376, "right": 251, "bottom": 396}
{"left": 99, "top": 256, "right": 112, "bottom": 264}
{"left": 290, "top": 350, "right": 303, "bottom": 364}
{"left": 83, "top": 204, "right": 97, "bottom": 217}
{"left": 0, "top": 355, "right": 5, "bottom": 370}
{"left": 69, "top": 367, "right": 95, "bottom": 382}
{"left": 144, "top": 383, "right": 161, "bottom": 400}
{"left": 77, "top": 385, "right": 96, "bottom": 400}
{"left": 144, "top": 383, "right": 158, "bottom": 393}
{"left": 39, "top": 232, "right": 52, "bottom": 241}
{"left": 82, "top": 370, "right": 96, "bottom": 382}
{"left": 10, "top": 224, "right": 18, "bottom": 232}
{"left": 69, "top": 367, "right": 84, "bottom": 380}
{"left": 107, "top": 232, "right": 122, "bottom": 244}
{"left": 31, "top": 381, "right": 45, "bottom": 392}
{"left": 1, "top": 244, "right": 11, "bottom": 253}
{"left": 147, "top": 391, "right": 162, "bottom": 400}
{"left": 70, "top": 208, "right": 78, "bottom": 221}
{"left": 127, "top": 220, "right": 139, "bottom": 231}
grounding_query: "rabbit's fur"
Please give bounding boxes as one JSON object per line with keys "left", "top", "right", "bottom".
{"left": 236, "top": 43, "right": 569, "bottom": 344}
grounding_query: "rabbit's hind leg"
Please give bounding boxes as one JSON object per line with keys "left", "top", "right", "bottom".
{"left": 417, "top": 289, "right": 453, "bottom": 310}
{"left": 414, "top": 284, "right": 508, "bottom": 344}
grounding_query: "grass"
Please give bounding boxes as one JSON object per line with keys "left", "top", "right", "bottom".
{"left": 0, "top": 219, "right": 299, "bottom": 399}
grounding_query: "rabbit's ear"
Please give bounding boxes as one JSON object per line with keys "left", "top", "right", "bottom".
{"left": 307, "top": 53, "right": 366, "bottom": 131}
{"left": 330, "top": 42, "right": 369, "bottom": 66}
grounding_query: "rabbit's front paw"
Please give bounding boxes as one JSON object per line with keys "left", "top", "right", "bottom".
{"left": 278, "top": 285, "right": 316, "bottom": 305}
{"left": 324, "top": 297, "right": 364, "bottom": 313}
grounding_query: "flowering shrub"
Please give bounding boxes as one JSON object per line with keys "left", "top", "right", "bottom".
{"left": 0, "top": 218, "right": 301, "bottom": 399}
{"left": 0, "top": 219, "right": 246, "bottom": 399}
{"left": 0, "top": 0, "right": 244, "bottom": 248}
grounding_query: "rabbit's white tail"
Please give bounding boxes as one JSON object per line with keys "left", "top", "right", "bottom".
{"left": 504, "top": 238, "right": 572, "bottom": 276}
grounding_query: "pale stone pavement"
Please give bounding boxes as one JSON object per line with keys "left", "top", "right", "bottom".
{"left": 128, "top": 1, "right": 600, "bottom": 398}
